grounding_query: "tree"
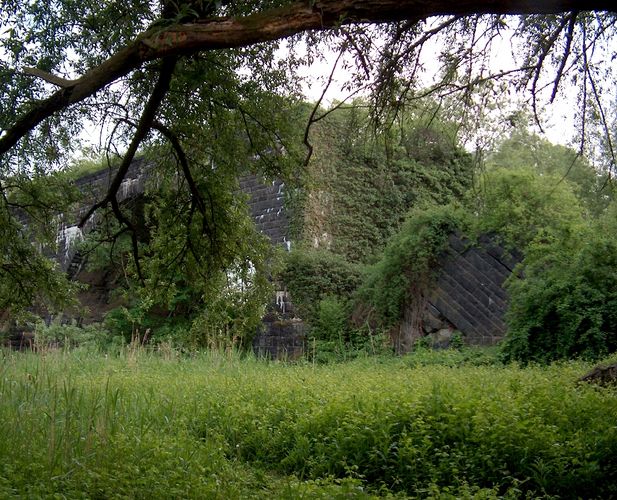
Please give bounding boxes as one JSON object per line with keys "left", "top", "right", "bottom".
{"left": 1, "top": 0, "right": 617, "bottom": 315}
{"left": 487, "top": 128, "right": 614, "bottom": 216}
{"left": 470, "top": 165, "right": 586, "bottom": 249}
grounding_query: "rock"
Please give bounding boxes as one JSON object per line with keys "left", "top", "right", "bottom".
{"left": 429, "top": 328, "right": 455, "bottom": 349}
{"left": 579, "top": 363, "right": 617, "bottom": 387}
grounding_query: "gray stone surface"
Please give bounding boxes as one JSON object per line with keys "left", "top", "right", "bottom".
{"left": 12, "top": 161, "right": 301, "bottom": 355}
{"left": 423, "top": 232, "right": 521, "bottom": 345}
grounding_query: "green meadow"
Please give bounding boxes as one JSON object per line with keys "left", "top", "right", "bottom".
{"left": 0, "top": 349, "right": 615, "bottom": 499}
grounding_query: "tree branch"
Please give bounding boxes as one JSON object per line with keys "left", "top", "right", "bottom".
{"left": 550, "top": 11, "right": 578, "bottom": 103}
{"left": 152, "top": 121, "right": 207, "bottom": 216}
{"left": 1, "top": 0, "right": 615, "bottom": 158}
{"left": 78, "top": 56, "right": 178, "bottom": 284}
{"left": 23, "top": 67, "right": 76, "bottom": 88}
{"left": 529, "top": 13, "right": 572, "bottom": 133}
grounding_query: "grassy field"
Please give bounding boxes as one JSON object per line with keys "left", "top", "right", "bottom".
{"left": 0, "top": 348, "right": 615, "bottom": 499}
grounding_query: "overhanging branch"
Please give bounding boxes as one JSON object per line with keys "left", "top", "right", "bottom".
{"left": 1, "top": 0, "right": 615, "bottom": 158}
{"left": 78, "top": 56, "right": 178, "bottom": 284}
{"left": 23, "top": 67, "right": 77, "bottom": 88}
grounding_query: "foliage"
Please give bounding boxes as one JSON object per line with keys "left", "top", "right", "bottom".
{"left": 468, "top": 165, "right": 586, "bottom": 250}
{"left": 403, "top": 345, "right": 501, "bottom": 368}
{"left": 487, "top": 129, "right": 614, "bottom": 216}
{"left": 313, "top": 296, "right": 348, "bottom": 343}
{"left": 502, "top": 205, "right": 617, "bottom": 363}
{"left": 1, "top": 0, "right": 617, "bottom": 317}
{"left": 280, "top": 247, "right": 362, "bottom": 325}
{"left": 100, "top": 255, "right": 273, "bottom": 351}
{"left": 300, "top": 102, "right": 475, "bottom": 263}
{"left": 287, "top": 103, "right": 474, "bottom": 354}
{"left": 304, "top": 298, "right": 393, "bottom": 363}
{"left": 0, "top": 168, "right": 82, "bottom": 314}
{"left": 1, "top": 350, "right": 616, "bottom": 497}
{"left": 347, "top": 160, "right": 594, "bottom": 357}
{"left": 358, "top": 204, "right": 467, "bottom": 328}
{"left": 33, "top": 319, "right": 122, "bottom": 351}
{"left": 0, "top": 0, "right": 306, "bottom": 316}
{"left": 73, "top": 158, "right": 279, "bottom": 349}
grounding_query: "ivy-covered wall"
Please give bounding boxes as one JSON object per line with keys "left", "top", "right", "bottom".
{"left": 295, "top": 103, "right": 474, "bottom": 263}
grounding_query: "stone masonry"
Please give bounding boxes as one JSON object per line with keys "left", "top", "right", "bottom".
{"left": 402, "top": 231, "right": 521, "bottom": 348}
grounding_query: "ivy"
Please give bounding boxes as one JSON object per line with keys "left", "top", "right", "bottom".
{"left": 297, "top": 102, "right": 474, "bottom": 264}
{"left": 357, "top": 204, "right": 468, "bottom": 328}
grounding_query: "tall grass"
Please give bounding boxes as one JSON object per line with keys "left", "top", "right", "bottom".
{"left": 0, "top": 348, "right": 615, "bottom": 498}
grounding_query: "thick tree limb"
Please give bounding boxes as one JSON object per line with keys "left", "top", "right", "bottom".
{"left": 1, "top": 0, "right": 615, "bottom": 158}
{"left": 78, "top": 57, "right": 178, "bottom": 284}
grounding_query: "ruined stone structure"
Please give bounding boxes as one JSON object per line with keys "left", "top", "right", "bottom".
{"left": 398, "top": 232, "right": 521, "bottom": 350}
{"left": 48, "top": 161, "right": 303, "bottom": 358}
{"left": 238, "top": 176, "right": 290, "bottom": 248}
{"left": 12, "top": 162, "right": 520, "bottom": 357}
{"left": 252, "top": 292, "right": 305, "bottom": 360}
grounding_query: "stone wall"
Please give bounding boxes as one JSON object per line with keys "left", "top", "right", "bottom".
{"left": 55, "top": 164, "right": 290, "bottom": 272}
{"left": 400, "top": 232, "right": 521, "bottom": 348}
{"left": 238, "top": 176, "right": 289, "bottom": 247}
{"left": 59, "top": 164, "right": 302, "bottom": 357}
{"left": 252, "top": 292, "right": 305, "bottom": 360}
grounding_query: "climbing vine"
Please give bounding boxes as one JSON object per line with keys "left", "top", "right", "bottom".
{"left": 357, "top": 204, "right": 468, "bottom": 329}
{"left": 297, "top": 101, "right": 475, "bottom": 263}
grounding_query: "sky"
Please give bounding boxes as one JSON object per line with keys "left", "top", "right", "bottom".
{"left": 295, "top": 32, "right": 580, "bottom": 149}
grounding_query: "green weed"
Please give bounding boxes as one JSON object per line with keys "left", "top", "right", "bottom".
{"left": 0, "top": 350, "right": 615, "bottom": 498}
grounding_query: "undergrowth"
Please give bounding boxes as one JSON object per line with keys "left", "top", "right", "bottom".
{"left": 0, "top": 349, "right": 615, "bottom": 498}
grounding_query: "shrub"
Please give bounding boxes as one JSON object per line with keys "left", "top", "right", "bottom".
{"left": 313, "top": 297, "right": 348, "bottom": 341}
{"left": 503, "top": 222, "right": 617, "bottom": 363}
{"left": 357, "top": 204, "right": 467, "bottom": 328}
{"left": 33, "top": 319, "right": 119, "bottom": 351}
{"left": 280, "top": 247, "right": 362, "bottom": 325}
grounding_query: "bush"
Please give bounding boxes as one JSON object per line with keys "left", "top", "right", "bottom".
{"left": 503, "top": 222, "right": 617, "bottom": 363}
{"left": 357, "top": 204, "right": 466, "bottom": 328}
{"left": 33, "top": 319, "right": 120, "bottom": 351}
{"left": 313, "top": 297, "right": 348, "bottom": 342}
{"left": 280, "top": 248, "right": 362, "bottom": 325}
{"left": 306, "top": 298, "right": 393, "bottom": 363}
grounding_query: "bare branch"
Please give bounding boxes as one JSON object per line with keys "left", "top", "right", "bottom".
{"left": 529, "top": 13, "right": 573, "bottom": 133}
{"left": 550, "top": 12, "right": 578, "bottom": 103}
{"left": 303, "top": 44, "right": 347, "bottom": 166}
